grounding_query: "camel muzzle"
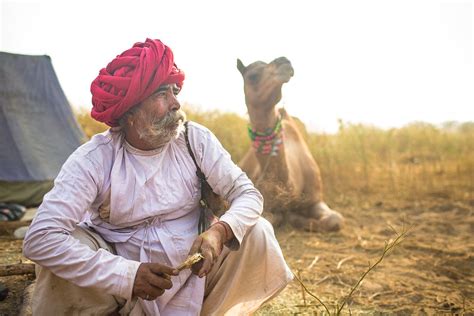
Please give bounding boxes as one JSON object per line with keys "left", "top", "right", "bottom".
{"left": 272, "top": 57, "right": 294, "bottom": 80}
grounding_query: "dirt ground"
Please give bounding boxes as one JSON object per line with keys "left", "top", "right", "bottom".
{"left": 0, "top": 195, "right": 473, "bottom": 315}
{"left": 257, "top": 194, "right": 474, "bottom": 315}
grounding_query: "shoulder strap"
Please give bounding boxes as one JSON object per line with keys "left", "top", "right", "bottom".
{"left": 184, "top": 121, "right": 212, "bottom": 234}
{"left": 184, "top": 121, "right": 206, "bottom": 182}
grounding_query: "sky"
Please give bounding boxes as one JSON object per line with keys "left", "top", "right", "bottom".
{"left": 1, "top": 0, "right": 473, "bottom": 133}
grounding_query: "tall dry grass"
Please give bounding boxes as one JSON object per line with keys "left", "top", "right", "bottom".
{"left": 306, "top": 120, "right": 474, "bottom": 204}
{"left": 74, "top": 106, "right": 474, "bottom": 204}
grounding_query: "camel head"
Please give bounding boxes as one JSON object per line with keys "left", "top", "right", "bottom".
{"left": 237, "top": 57, "right": 294, "bottom": 111}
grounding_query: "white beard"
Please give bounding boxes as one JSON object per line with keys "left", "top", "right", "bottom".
{"left": 135, "top": 109, "right": 186, "bottom": 148}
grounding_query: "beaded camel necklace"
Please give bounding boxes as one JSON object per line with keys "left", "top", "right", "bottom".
{"left": 247, "top": 114, "right": 283, "bottom": 156}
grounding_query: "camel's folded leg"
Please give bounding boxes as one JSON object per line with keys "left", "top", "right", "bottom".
{"left": 262, "top": 211, "right": 284, "bottom": 228}
{"left": 290, "top": 202, "right": 344, "bottom": 232}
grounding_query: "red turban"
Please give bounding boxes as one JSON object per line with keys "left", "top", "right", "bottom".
{"left": 90, "top": 38, "right": 185, "bottom": 127}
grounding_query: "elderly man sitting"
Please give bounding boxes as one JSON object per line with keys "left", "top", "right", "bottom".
{"left": 23, "top": 38, "right": 292, "bottom": 315}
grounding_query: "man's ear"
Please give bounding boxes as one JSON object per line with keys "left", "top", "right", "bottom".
{"left": 125, "top": 113, "right": 135, "bottom": 127}
{"left": 237, "top": 59, "right": 246, "bottom": 75}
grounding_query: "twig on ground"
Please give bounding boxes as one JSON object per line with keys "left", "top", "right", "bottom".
{"left": 292, "top": 271, "right": 331, "bottom": 315}
{"left": 0, "top": 263, "right": 35, "bottom": 276}
{"left": 368, "top": 290, "right": 393, "bottom": 300}
{"left": 282, "top": 230, "right": 296, "bottom": 243}
{"left": 335, "top": 275, "right": 351, "bottom": 288}
{"left": 297, "top": 270, "right": 307, "bottom": 306}
{"left": 315, "top": 275, "right": 331, "bottom": 285}
{"left": 294, "top": 304, "right": 322, "bottom": 308}
{"left": 336, "top": 256, "right": 354, "bottom": 270}
{"left": 288, "top": 225, "right": 411, "bottom": 315}
{"left": 335, "top": 226, "right": 411, "bottom": 315}
{"left": 0, "top": 220, "right": 31, "bottom": 236}
{"left": 306, "top": 255, "right": 320, "bottom": 270}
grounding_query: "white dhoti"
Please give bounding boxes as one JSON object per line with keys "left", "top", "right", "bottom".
{"left": 30, "top": 218, "right": 293, "bottom": 316}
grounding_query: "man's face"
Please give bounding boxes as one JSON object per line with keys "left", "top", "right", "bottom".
{"left": 130, "top": 83, "right": 186, "bottom": 147}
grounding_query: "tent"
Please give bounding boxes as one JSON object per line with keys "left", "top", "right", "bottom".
{"left": 0, "top": 52, "right": 86, "bottom": 207}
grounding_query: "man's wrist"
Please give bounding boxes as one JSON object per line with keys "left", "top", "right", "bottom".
{"left": 210, "top": 221, "right": 232, "bottom": 243}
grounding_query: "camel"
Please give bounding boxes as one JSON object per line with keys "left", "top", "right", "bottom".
{"left": 237, "top": 57, "right": 344, "bottom": 232}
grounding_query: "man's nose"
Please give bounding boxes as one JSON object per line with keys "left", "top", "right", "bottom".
{"left": 169, "top": 91, "right": 181, "bottom": 111}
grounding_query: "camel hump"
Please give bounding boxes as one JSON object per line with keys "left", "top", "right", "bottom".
{"left": 278, "top": 108, "right": 309, "bottom": 137}
{"left": 291, "top": 116, "right": 308, "bottom": 136}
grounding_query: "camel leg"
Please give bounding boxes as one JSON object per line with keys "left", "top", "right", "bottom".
{"left": 262, "top": 211, "right": 284, "bottom": 228}
{"left": 286, "top": 212, "right": 330, "bottom": 233}
{"left": 306, "top": 202, "right": 344, "bottom": 232}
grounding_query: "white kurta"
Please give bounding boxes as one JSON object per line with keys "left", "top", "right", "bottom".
{"left": 23, "top": 122, "right": 264, "bottom": 315}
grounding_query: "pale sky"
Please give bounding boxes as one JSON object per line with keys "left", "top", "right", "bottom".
{"left": 1, "top": 0, "right": 473, "bottom": 132}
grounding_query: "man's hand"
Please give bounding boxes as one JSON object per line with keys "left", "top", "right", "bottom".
{"left": 188, "top": 225, "right": 226, "bottom": 278}
{"left": 132, "top": 263, "right": 178, "bottom": 301}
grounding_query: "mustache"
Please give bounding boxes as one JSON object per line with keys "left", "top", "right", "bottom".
{"left": 152, "top": 109, "right": 186, "bottom": 130}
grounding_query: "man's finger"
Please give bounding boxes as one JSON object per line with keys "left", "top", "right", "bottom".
{"left": 147, "top": 273, "right": 173, "bottom": 290}
{"left": 198, "top": 257, "right": 213, "bottom": 278}
{"left": 155, "top": 288, "right": 165, "bottom": 297}
{"left": 191, "top": 260, "right": 203, "bottom": 275}
{"left": 144, "top": 286, "right": 165, "bottom": 300}
{"left": 188, "top": 236, "right": 203, "bottom": 255}
{"left": 209, "top": 246, "right": 218, "bottom": 264}
{"left": 148, "top": 263, "right": 178, "bottom": 276}
{"left": 198, "top": 248, "right": 213, "bottom": 277}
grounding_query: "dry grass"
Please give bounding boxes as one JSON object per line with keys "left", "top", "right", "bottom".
{"left": 75, "top": 106, "right": 473, "bottom": 203}
{"left": 306, "top": 120, "right": 474, "bottom": 204}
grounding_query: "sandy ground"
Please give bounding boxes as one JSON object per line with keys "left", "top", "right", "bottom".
{"left": 0, "top": 196, "right": 473, "bottom": 315}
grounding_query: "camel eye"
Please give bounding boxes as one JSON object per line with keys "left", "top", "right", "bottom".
{"left": 247, "top": 73, "right": 260, "bottom": 84}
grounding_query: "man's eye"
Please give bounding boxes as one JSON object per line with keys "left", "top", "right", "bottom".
{"left": 173, "top": 89, "right": 180, "bottom": 95}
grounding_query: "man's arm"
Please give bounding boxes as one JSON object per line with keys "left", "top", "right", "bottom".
{"left": 188, "top": 123, "right": 264, "bottom": 247}
{"left": 23, "top": 154, "right": 141, "bottom": 300}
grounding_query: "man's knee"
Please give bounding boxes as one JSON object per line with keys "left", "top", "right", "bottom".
{"left": 242, "top": 217, "right": 275, "bottom": 247}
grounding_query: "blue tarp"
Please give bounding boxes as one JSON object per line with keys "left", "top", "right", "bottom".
{"left": 0, "top": 52, "right": 86, "bottom": 181}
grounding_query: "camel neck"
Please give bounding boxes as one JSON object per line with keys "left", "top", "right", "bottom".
{"left": 247, "top": 107, "right": 280, "bottom": 133}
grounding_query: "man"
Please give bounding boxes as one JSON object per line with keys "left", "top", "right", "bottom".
{"left": 23, "top": 38, "right": 292, "bottom": 315}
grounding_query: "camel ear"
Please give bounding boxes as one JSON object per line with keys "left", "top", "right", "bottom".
{"left": 237, "top": 58, "right": 246, "bottom": 75}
